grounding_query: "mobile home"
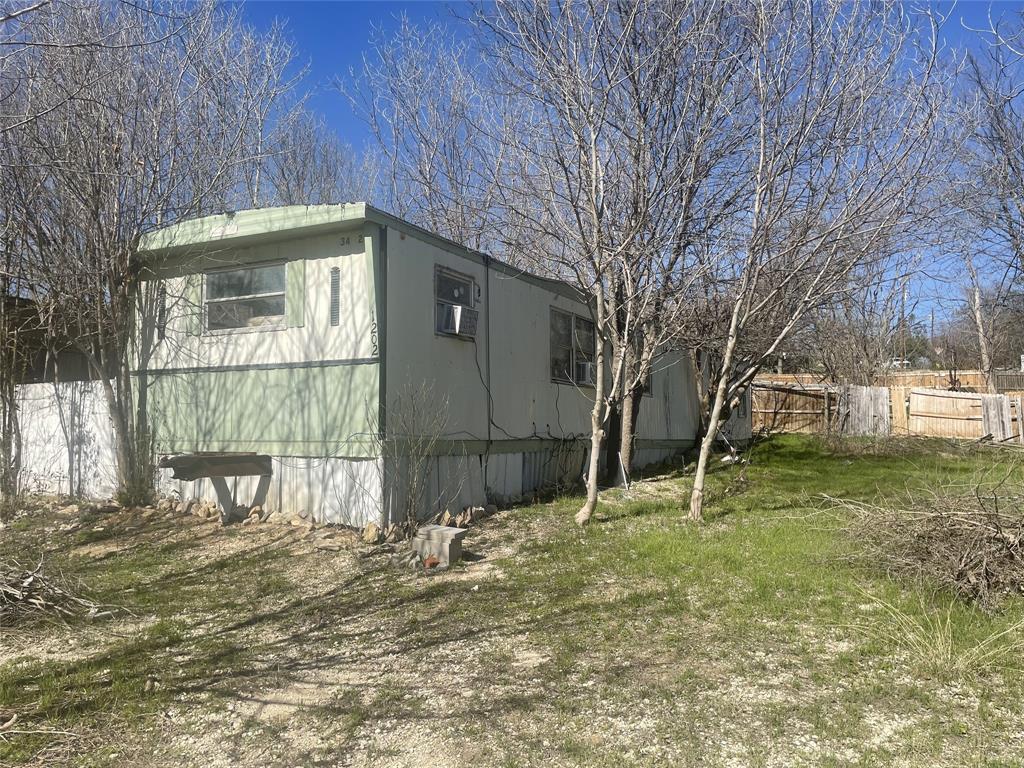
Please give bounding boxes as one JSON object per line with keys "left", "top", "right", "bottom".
{"left": 21, "top": 204, "right": 751, "bottom": 524}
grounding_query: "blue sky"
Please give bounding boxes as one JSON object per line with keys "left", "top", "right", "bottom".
{"left": 239, "top": 1, "right": 1018, "bottom": 150}
{"left": 239, "top": 1, "right": 467, "bottom": 148}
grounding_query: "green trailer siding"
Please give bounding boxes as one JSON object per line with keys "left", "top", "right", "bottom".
{"left": 145, "top": 361, "right": 379, "bottom": 457}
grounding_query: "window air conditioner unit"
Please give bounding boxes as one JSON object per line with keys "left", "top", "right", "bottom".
{"left": 440, "top": 303, "right": 479, "bottom": 337}
{"left": 575, "top": 361, "right": 596, "bottom": 385}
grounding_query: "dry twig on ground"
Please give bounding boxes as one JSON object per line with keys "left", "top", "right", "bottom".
{"left": 0, "top": 560, "right": 112, "bottom": 626}
{"left": 826, "top": 470, "right": 1024, "bottom": 609}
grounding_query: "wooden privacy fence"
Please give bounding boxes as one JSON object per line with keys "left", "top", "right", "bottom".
{"left": 838, "top": 385, "right": 891, "bottom": 436}
{"left": 908, "top": 389, "right": 1022, "bottom": 443}
{"left": 755, "top": 369, "right": 1024, "bottom": 392}
{"left": 752, "top": 383, "right": 834, "bottom": 434}
{"left": 753, "top": 382, "right": 1024, "bottom": 444}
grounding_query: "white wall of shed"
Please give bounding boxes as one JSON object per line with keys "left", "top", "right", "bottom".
{"left": 16, "top": 381, "right": 119, "bottom": 498}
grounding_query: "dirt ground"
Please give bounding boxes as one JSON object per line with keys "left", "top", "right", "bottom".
{"left": 3, "top": 439, "right": 1024, "bottom": 767}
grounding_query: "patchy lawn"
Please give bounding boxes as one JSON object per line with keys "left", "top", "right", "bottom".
{"left": 1, "top": 435, "right": 1023, "bottom": 767}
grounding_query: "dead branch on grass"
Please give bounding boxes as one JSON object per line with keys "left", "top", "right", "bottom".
{"left": 826, "top": 472, "right": 1024, "bottom": 609}
{"left": 0, "top": 560, "right": 118, "bottom": 626}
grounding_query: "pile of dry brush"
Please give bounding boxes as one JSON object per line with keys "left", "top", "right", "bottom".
{"left": 0, "top": 561, "right": 111, "bottom": 626}
{"left": 829, "top": 472, "right": 1024, "bottom": 610}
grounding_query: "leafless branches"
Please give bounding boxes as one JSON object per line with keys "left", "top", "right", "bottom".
{"left": 341, "top": 16, "right": 508, "bottom": 252}
{"left": 686, "top": 0, "right": 955, "bottom": 519}
{"left": 0, "top": 559, "right": 112, "bottom": 626}
{"left": 263, "top": 109, "right": 370, "bottom": 207}
{"left": 0, "top": 1, "right": 299, "bottom": 501}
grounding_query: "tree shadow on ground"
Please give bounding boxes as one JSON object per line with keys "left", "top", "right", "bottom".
{"left": 1, "top": 520, "right": 673, "bottom": 766}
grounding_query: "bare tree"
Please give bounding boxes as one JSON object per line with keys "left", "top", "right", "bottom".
{"left": 263, "top": 109, "right": 371, "bottom": 206}
{"left": 340, "top": 16, "right": 510, "bottom": 252}
{"left": 0, "top": 251, "right": 32, "bottom": 512}
{"left": 952, "top": 14, "right": 1024, "bottom": 390}
{"left": 809, "top": 261, "right": 921, "bottom": 386}
{"left": 475, "top": 1, "right": 751, "bottom": 524}
{"left": 1, "top": 0, "right": 298, "bottom": 502}
{"left": 686, "top": 0, "right": 951, "bottom": 520}
{"left": 367, "top": 382, "right": 464, "bottom": 532}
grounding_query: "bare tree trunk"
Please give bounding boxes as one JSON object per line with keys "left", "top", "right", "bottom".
{"left": 97, "top": 375, "right": 131, "bottom": 489}
{"left": 575, "top": 337, "right": 606, "bottom": 527}
{"left": 617, "top": 385, "right": 640, "bottom": 482}
{"left": 690, "top": 302, "right": 742, "bottom": 522}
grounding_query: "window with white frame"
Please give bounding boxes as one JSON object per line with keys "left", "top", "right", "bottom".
{"left": 550, "top": 308, "right": 596, "bottom": 385}
{"left": 204, "top": 263, "right": 286, "bottom": 331}
{"left": 434, "top": 266, "right": 478, "bottom": 336}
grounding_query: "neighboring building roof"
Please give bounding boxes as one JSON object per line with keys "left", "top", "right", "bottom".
{"left": 138, "top": 202, "right": 585, "bottom": 303}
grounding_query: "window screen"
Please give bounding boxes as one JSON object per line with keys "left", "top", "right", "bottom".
{"left": 551, "top": 309, "right": 597, "bottom": 385}
{"left": 205, "top": 263, "right": 286, "bottom": 331}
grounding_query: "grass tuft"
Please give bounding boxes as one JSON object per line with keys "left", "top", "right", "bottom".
{"left": 853, "top": 588, "right": 1024, "bottom": 681}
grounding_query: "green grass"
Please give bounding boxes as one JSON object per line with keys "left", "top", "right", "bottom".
{"left": 2, "top": 435, "right": 1023, "bottom": 766}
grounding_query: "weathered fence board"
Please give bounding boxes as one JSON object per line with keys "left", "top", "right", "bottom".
{"left": 908, "top": 389, "right": 981, "bottom": 439}
{"left": 997, "top": 373, "right": 1024, "bottom": 392}
{"left": 890, "top": 386, "right": 910, "bottom": 435}
{"left": 752, "top": 384, "right": 832, "bottom": 434}
{"left": 981, "top": 394, "right": 1014, "bottom": 442}
{"left": 841, "top": 385, "right": 891, "bottom": 436}
{"left": 906, "top": 389, "right": 1020, "bottom": 441}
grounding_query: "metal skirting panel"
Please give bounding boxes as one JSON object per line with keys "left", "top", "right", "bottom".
{"left": 521, "top": 442, "right": 589, "bottom": 495}
{"left": 631, "top": 447, "right": 680, "bottom": 469}
{"left": 158, "top": 456, "right": 383, "bottom": 528}
{"left": 484, "top": 452, "right": 523, "bottom": 503}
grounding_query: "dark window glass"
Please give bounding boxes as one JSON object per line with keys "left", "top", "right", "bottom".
{"left": 207, "top": 264, "right": 285, "bottom": 300}
{"left": 436, "top": 271, "right": 473, "bottom": 307}
{"left": 574, "top": 317, "right": 595, "bottom": 365}
{"left": 550, "top": 309, "right": 573, "bottom": 381}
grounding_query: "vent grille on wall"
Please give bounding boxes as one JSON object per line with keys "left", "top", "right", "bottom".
{"left": 157, "top": 284, "right": 167, "bottom": 340}
{"left": 329, "top": 267, "right": 340, "bottom": 326}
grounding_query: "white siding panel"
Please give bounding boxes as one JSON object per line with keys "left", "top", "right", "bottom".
{"left": 158, "top": 456, "right": 382, "bottom": 528}
{"left": 147, "top": 230, "right": 375, "bottom": 371}
{"left": 484, "top": 452, "right": 523, "bottom": 502}
{"left": 17, "top": 381, "right": 118, "bottom": 498}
